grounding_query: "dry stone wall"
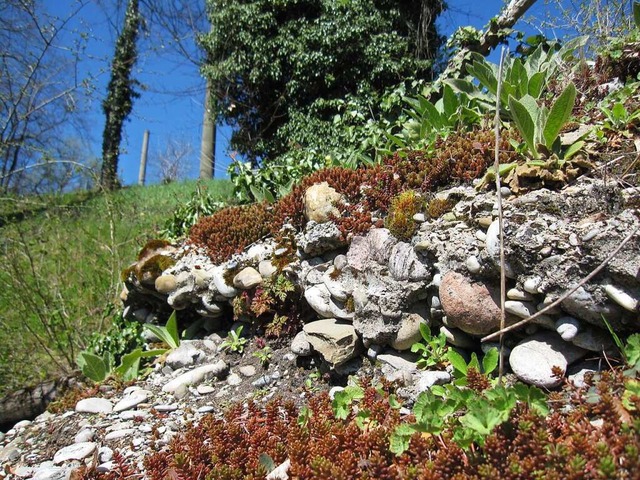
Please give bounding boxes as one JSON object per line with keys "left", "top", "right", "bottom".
{"left": 122, "top": 176, "right": 640, "bottom": 389}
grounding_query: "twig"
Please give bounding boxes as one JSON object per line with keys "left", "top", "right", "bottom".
{"left": 482, "top": 224, "right": 639, "bottom": 342}
{"left": 494, "top": 47, "right": 508, "bottom": 383}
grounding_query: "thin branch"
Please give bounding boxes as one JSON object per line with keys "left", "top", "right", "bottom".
{"left": 494, "top": 47, "right": 507, "bottom": 383}
{"left": 482, "top": 224, "right": 639, "bottom": 342}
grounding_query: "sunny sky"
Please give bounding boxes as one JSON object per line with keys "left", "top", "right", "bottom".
{"left": 46, "top": 0, "right": 569, "bottom": 186}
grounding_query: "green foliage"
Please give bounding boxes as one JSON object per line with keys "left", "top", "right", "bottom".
{"left": 410, "top": 323, "right": 449, "bottom": 369}
{"left": 390, "top": 382, "right": 550, "bottom": 454}
{"left": 201, "top": 0, "right": 444, "bottom": 164}
{"left": 77, "top": 347, "right": 165, "bottom": 383}
{"left": 86, "top": 308, "right": 144, "bottom": 366}
{"left": 143, "top": 310, "right": 181, "bottom": 350}
{"left": 508, "top": 82, "right": 579, "bottom": 160}
{"left": 253, "top": 346, "right": 272, "bottom": 367}
{"left": 331, "top": 384, "right": 365, "bottom": 420}
{"left": 446, "top": 347, "right": 499, "bottom": 386}
{"left": 220, "top": 326, "right": 248, "bottom": 353}
{"left": 160, "top": 183, "right": 227, "bottom": 240}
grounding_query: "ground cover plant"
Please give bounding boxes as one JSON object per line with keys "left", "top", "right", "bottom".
{"left": 0, "top": 179, "right": 232, "bottom": 395}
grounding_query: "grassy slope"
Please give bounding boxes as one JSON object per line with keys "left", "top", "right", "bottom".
{"left": 0, "top": 179, "right": 232, "bottom": 395}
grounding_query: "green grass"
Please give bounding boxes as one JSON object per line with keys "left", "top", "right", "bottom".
{"left": 0, "top": 179, "right": 232, "bottom": 395}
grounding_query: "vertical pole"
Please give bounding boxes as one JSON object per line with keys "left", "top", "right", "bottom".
{"left": 138, "top": 129, "right": 150, "bottom": 186}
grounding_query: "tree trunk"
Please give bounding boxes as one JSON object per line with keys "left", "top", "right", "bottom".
{"left": 440, "top": 0, "right": 539, "bottom": 79}
{"left": 199, "top": 79, "right": 216, "bottom": 180}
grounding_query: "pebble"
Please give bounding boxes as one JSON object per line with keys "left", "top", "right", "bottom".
{"left": 53, "top": 442, "right": 96, "bottom": 464}
{"left": 581, "top": 228, "right": 599, "bottom": 242}
{"left": 416, "top": 371, "right": 452, "bottom": 392}
{"left": 604, "top": 284, "right": 638, "bottom": 312}
{"left": 13, "top": 420, "right": 32, "bottom": 429}
{"left": 523, "top": 276, "right": 542, "bottom": 294}
{"left": 154, "top": 404, "right": 178, "bottom": 413}
{"left": 227, "top": 373, "right": 243, "bottom": 386}
{"left": 465, "top": 255, "right": 481, "bottom": 274}
{"left": 555, "top": 316, "right": 580, "bottom": 341}
{"left": 74, "top": 429, "right": 95, "bottom": 444}
{"left": 76, "top": 397, "right": 113, "bottom": 414}
{"left": 197, "top": 406, "right": 215, "bottom": 414}
{"left": 196, "top": 384, "right": 216, "bottom": 395}
{"left": 104, "top": 429, "right": 135, "bottom": 441}
{"left": 252, "top": 375, "right": 273, "bottom": 388}
{"left": 504, "top": 300, "right": 537, "bottom": 318}
{"left": 113, "top": 390, "right": 151, "bottom": 412}
{"left": 290, "top": 331, "right": 312, "bottom": 356}
{"left": 506, "top": 288, "right": 534, "bottom": 301}
{"left": 238, "top": 365, "right": 257, "bottom": 377}
{"left": 162, "top": 360, "right": 228, "bottom": 394}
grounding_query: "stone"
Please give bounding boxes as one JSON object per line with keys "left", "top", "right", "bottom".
{"left": 485, "top": 219, "right": 515, "bottom": 278}
{"left": 32, "top": 466, "right": 70, "bottom": 480}
{"left": 304, "top": 182, "right": 343, "bottom": 223}
{"left": 571, "top": 328, "right": 615, "bottom": 352}
{"left": 567, "top": 360, "right": 602, "bottom": 388}
{"left": 53, "top": 442, "right": 97, "bottom": 464}
{"left": 604, "top": 284, "right": 638, "bottom": 312}
{"left": 211, "top": 266, "right": 239, "bottom": 298}
{"left": 258, "top": 260, "right": 278, "bottom": 279}
{"left": 74, "top": 428, "right": 95, "bottom": 443}
{"left": 76, "top": 397, "right": 113, "bottom": 414}
{"left": 562, "top": 286, "right": 624, "bottom": 329}
{"left": 368, "top": 228, "right": 398, "bottom": 264}
{"left": 303, "top": 319, "right": 360, "bottom": 366}
{"left": 523, "top": 276, "right": 542, "bottom": 294}
{"left": 227, "top": 373, "right": 242, "bottom": 386}
{"left": 506, "top": 288, "right": 534, "bottom": 301}
{"left": 555, "top": 316, "right": 580, "bottom": 341}
{"left": 104, "top": 429, "right": 135, "bottom": 441}
{"left": 346, "top": 235, "right": 369, "bottom": 271}
{"left": 416, "top": 371, "right": 452, "bottom": 392}
{"left": 300, "top": 221, "right": 346, "bottom": 256}
{"left": 266, "top": 458, "right": 291, "bottom": 480}
{"left": 155, "top": 274, "right": 177, "bottom": 294}
{"left": 154, "top": 404, "right": 178, "bottom": 413}
{"left": 388, "top": 242, "right": 431, "bottom": 281}
{"left": 439, "top": 326, "right": 475, "bottom": 349}
{"left": 509, "top": 332, "right": 586, "bottom": 388}
{"left": 0, "top": 439, "right": 21, "bottom": 462}
{"left": 304, "top": 283, "right": 353, "bottom": 320}
{"left": 439, "top": 271, "right": 503, "bottom": 336}
{"left": 197, "top": 385, "right": 215, "bottom": 395}
{"left": 252, "top": 375, "right": 273, "bottom": 388}
{"left": 238, "top": 365, "right": 257, "bottom": 377}
{"left": 504, "top": 300, "right": 537, "bottom": 318}
{"left": 377, "top": 352, "right": 420, "bottom": 373}
{"left": 233, "top": 267, "right": 263, "bottom": 289}
{"left": 334, "top": 254, "right": 348, "bottom": 271}
{"left": 165, "top": 342, "right": 205, "bottom": 370}
{"left": 390, "top": 305, "right": 429, "bottom": 351}
{"left": 113, "top": 389, "right": 151, "bottom": 412}
{"left": 323, "top": 267, "right": 349, "bottom": 302}
{"left": 465, "top": 255, "right": 481, "bottom": 274}
{"left": 291, "top": 331, "right": 312, "bottom": 356}
{"left": 162, "top": 360, "right": 228, "bottom": 394}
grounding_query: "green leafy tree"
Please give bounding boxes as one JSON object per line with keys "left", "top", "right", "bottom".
{"left": 200, "top": 0, "right": 445, "bottom": 165}
{"left": 100, "top": 0, "right": 141, "bottom": 190}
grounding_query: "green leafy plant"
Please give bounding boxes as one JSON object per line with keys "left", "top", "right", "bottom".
{"left": 410, "top": 323, "right": 449, "bottom": 369}
{"left": 143, "top": 310, "right": 180, "bottom": 350}
{"left": 77, "top": 347, "right": 165, "bottom": 383}
{"left": 253, "top": 346, "right": 272, "bottom": 368}
{"left": 447, "top": 347, "right": 499, "bottom": 386}
{"left": 219, "top": 325, "right": 248, "bottom": 353}
{"left": 508, "top": 82, "right": 581, "bottom": 160}
{"left": 331, "top": 384, "right": 365, "bottom": 420}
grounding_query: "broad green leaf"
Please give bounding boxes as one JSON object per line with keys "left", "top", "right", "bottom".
{"left": 563, "top": 140, "right": 585, "bottom": 160}
{"left": 528, "top": 71, "right": 546, "bottom": 98}
{"left": 165, "top": 310, "right": 180, "bottom": 347}
{"left": 442, "top": 84, "right": 458, "bottom": 118}
{"left": 418, "top": 322, "right": 431, "bottom": 342}
{"left": 421, "top": 100, "right": 445, "bottom": 130}
{"left": 78, "top": 351, "right": 109, "bottom": 383}
{"left": 482, "top": 348, "right": 499, "bottom": 375}
{"left": 390, "top": 424, "right": 415, "bottom": 455}
{"left": 508, "top": 95, "right": 537, "bottom": 157}
{"left": 510, "top": 59, "right": 528, "bottom": 98}
{"left": 446, "top": 349, "right": 468, "bottom": 376}
{"left": 114, "top": 349, "right": 142, "bottom": 380}
{"left": 543, "top": 83, "right": 576, "bottom": 149}
{"left": 468, "top": 60, "right": 498, "bottom": 95}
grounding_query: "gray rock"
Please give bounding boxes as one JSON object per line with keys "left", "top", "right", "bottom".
{"left": 233, "top": 267, "right": 263, "bottom": 289}
{"left": 323, "top": 266, "right": 350, "bottom": 302}
{"left": 162, "top": 360, "right": 228, "bottom": 394}
{"left": 227, "top": 373, "right": 242, "bottom": 385}
{"left": 377, "top": 352, "right": 420, "bottom": 373}
{"left": 334, "top": 254, "right": 348, "bottom": 271}
{"left": 509, "top": 332, "right": 586, "bottom": 388}
{"left": 76, "top": 397, "right": 113, "bottom": 414}
{"left": 165, "top": 342, "right": 205, "bottom": 370}
{"left": 252, "top": 375, "right": 274, "bottom": 388}
{"left": 53, "top": 442, "right": 97, "bottom": 464}
{"left": 197, "top": 385, "right": 215, "bottom": 395}
{"left": 561, "top": 286, "right": 624, "bottom": 329}
{"left": 303, "top": 319, "right": 360, "bottom": 367}
{"left": 300, "top": 221, "right": 346, "bottom": 256}
{"left": 0, "top": 439, "right": 21, "bottom": 462}
{"left": 485, "top": 219, "right": 515, "bottom": 278}
{"left": 416, "top": 371, "right": 452, "bottom": 392}
{"left": 32, "top": 466, "right": 70, "bottom": 480}
{"left": 238, "top": 365, "right": 257, "bottom": 377}
{"left": 439, "top": 325, "right": 475, "bottom": 349}
{"left": 154, "top": 404, "right": 178, "bottom": 413}
{"left": 104, "top": 429, "right": 135, "bottom": 441}
{"left": 258, "top": 260, "right": 278, "bottom": 279}
{"left": 367, "top": 344, "right": 384, "bottom": 360}
{"left": 571, "top": 327, "right": 615, "bottom": 352}
{"left": 390, "top": 304, "right": 429, "bottom": 351}
{"left": 74, "top": 428, "right": 95, "bottom": 443}
{"left": 504, "top": 300, "right": 537, "bottom": 318}
{"left": 368, "top": 228, "right": 398, "bottom": 264}
{"left": 388, "top": 242, "right": 431, "bottom": 281}
{"left": 291, "top": 331, "right": 312, "bottom": 356}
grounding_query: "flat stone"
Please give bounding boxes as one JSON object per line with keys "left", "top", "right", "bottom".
{"left": 104, "top": 429, "right": 135, "bottom": 441}
{"left": 162, "top": 360, "right": 228, "bottom": 393}
{"left": 291, "top": 331, "right": 312, "bottom": 356}
{"left": 504, "top": 300, "right": 537, "bottom": 318}
{"left": 32, "top": 466, "right": 70, "bottom": 480}
{"left": 227, "top": 373, "right": 242, "bottom": 386}
{"left": 416, "top": 371, "right": 452, "bottom": 392}
{"left": 76, "top": 397, "right": 113, "bottom": 414}
{"left": 196, "top": 385, "right": 216, "bottom": 395}
{"left": 238, "top": 365, "right": 256, "bottom": 377}
{"left": 154, "top": 404, "right": 178, "bottom": 412}
{"left": 74, "top": 428, "right": 95, "bottom": 443}
{"left": 53, "top": 442, "right": 97, "bottom": 464}
{"left": 377, "top": 352, "right": 420, "bottom": 373}
{"left": 233, "top": 267, "right": 263, "bottom": 289}
{"left": 303, "top": 319, "right": 359, "bottom": 366}
{"left": 509, "top": 332, "right": 586, "bottom": 388}
{"left": 113, "top": 390, "right": 151, "bottom": 413}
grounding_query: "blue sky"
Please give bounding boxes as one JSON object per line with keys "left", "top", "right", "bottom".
{"left": 47, "top": 0, "right": 564, "bottom": 186}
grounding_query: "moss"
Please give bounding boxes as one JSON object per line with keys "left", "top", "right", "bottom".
{"left": 427, "top": 197, "right": 456, "bottom": 219}
{"left": 137, "top": 239, "right": 171, "bottom": 261}
{"left": 137, "top": 254, "right": 176, "bottom": 283}
{"left": 384, "top": 190, "right": 423, "bottom": 241}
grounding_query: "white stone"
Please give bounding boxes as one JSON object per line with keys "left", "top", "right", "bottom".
{"left": 303, "top": 319, "right": 359, "bottom": 366}
{"left": 197, "top": 384, "right": 216, "bottom": 395}
{"left": 266, "top": 458, "right": 291, "bottom": 480}
{"left": 504, "top": 300, "right": 537, "bottom": 318}
{"left": 465, "top": 255, "right": 481, "bottom": 274}
{"left": 76, "top": 397, "right": 113, "bottom": 414}
{"left": 506, "top": 288, "right": 534, "bottom": 301}
{"left": 53, "top": 442, "right": 97, "bottom": 464}
{"left": 523, "top": 276, "right": 542, "bottom": 294}
{"left": 416, "top": 371, "right": 452, "bottom": 392}
{"left": 439, "top": 326, "right": 475, "bottom": 349}
{"left": 233, "top": 267, "right": 263, "bottom": 289}
{"left": 104, "top": 429, "right": 135, "bottom": 441}
{"left": 304, "top": 284, "right": 334, "bottom": 318}
{"left": 13, "top": 419, "right": 32, "bottom": 429}
{"left": 162, "top": 360, "right": 228, "bottom": 393}
{"left": 227, "top": 373, "right": 242, "bottom": 386}
{"left": 211, "top": 266, "right": 238, "bottom": 298}
{"left": 32, "top": 466, "right": 69, "bottom": 480}
{"left": 74, "top": 428, "right": 95, "bottom": 443}
{"left": 165, "top": 343, "right": 205, "bottom": 370}
{"left": 509, "top": 332, "right": 586, "bottom": 388}
{"left": 555, "top": 316, "right": 580, "bottom": 341}
{"left": 604, "top": 284, "right": 638, "bottom": 312}
{"left": 323, "top": 267, "right": 349, "bottom": 302}
{"left": 258, "top": 260, "right": 278, "bottom": 279}
{"left": 113, "top": 390, "right": 151, "bottom": 412}
{"left": 377, "top": 352, "right": 419, "bottom": 373}
{"left": 391, "top": 312, "right": 428, "bottom": 351}
{"left": 238, "top": 365, "right": 256, "bottom": 377}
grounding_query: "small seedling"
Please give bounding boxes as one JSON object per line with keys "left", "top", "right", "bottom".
{"left": 220, "top": 325, "right": 248, "bottom": 353}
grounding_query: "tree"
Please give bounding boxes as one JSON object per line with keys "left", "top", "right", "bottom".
{"left": 0, "top": 0, "right": 92, "bottom": 194}
{"left": 200, "top": 0, "right": 445, "bottom": 164}
{"left": 100, "top": 0, "right": 141, "bottom": 190}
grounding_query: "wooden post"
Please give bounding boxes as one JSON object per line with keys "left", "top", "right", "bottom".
{"left": 138, "top": 129, "right": 150, "bottom": 186}
{"left": 199, "top": 79, "right": 216, "bottom": 179}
